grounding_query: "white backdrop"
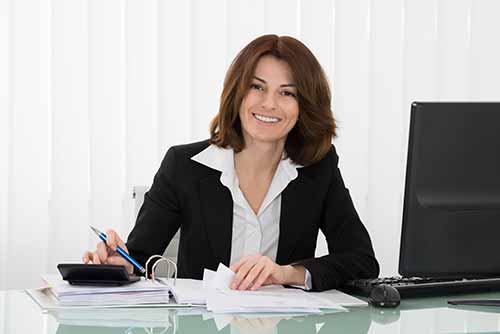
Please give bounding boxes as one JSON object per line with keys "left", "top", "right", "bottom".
{"left": 1, "top": 0, "right": 500, "bottom": 290}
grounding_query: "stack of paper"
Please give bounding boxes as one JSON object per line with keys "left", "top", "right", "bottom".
{"left": 42, "top": 274, "right": 172, "bottom": 307}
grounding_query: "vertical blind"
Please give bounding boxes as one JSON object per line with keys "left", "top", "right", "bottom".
{"left": 1, "top": 0, "right": 500, "bottom": 290}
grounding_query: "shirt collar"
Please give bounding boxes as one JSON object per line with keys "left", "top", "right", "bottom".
{"left": 191, "top": 144, "right": 235, "bottom": 175}
{"left": 191, "top": 144, "right": 303, "bottom": 215}
{"left": 191, "top": 144, "right": 302, "bottom": 177}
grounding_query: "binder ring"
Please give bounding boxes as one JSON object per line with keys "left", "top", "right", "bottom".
{"left": 145, "top": 255, "right": 177, "bottom": 285}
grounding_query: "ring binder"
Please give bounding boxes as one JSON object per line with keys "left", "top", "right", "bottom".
{"left": 145, "top": 255, "right": 178, "bottom": 286}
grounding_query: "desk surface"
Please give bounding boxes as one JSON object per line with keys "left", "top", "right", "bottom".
{"left": 3, "top": 289, "right": 500, "bottom": 334}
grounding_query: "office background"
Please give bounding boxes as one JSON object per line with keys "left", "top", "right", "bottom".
{"left": 0, "top": 0, "right": 499, "bottom": 290}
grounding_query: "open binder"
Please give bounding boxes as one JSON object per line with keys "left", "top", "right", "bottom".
{"left": 27, "top": 255, "right": 205, "bottom": 310}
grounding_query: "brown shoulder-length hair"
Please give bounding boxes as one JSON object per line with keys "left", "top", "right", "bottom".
{"left": 209, "top": 34, "right": 336, "bottom": 166}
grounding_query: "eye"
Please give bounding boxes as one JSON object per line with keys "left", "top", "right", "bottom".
{"left": 281, "top": 90, "right": 297, "bottom": 98}
{"left": 250, "top": 83, "right": 264, "bottom": 91}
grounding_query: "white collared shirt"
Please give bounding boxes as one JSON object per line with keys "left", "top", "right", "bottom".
{"left": 192, "top": 144, "right": 312, "bottom": 289}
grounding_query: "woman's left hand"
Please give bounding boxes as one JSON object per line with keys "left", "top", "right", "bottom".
{"left": 229, "top": 254, "right": 305, "bottom": 291}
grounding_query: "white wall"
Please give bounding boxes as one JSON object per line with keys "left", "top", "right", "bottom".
{"left": 1, "top": 0, "right": 500, "bottom": 290}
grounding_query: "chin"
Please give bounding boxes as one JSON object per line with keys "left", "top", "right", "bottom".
{"left": 247, "top": 132, "right": 286, "bottom": 145}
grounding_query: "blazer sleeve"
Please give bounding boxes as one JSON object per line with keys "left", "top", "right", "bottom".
{"left": 297, "top": 149, "right": 380, "bottom": 291}
{"left": 126, "top": 147, "right": 182, "bottom": 274}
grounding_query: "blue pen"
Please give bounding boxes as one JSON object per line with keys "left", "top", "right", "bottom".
{"left": 90, "top": 226, "right": 146, "bottom": 275}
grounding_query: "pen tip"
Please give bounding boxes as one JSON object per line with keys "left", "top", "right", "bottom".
{"left": 89, "top": 226, "right": 100, "bottom": 235}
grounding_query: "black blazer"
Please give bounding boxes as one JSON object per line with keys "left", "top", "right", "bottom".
{"left": 126, "top": 140, "right": 379, "bottom": 291}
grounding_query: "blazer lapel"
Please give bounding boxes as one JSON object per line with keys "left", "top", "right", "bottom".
{"left": 199, "top": 173, "right": 233, "bottom": 266}
{"left": 276, "top": 174, "right": 318, "bottom": 265}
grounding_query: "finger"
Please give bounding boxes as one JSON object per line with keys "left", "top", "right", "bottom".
{"left": 231, "top": 259, "right": 253, "bottom": 289}
{"left": 106, "top": 255, "right": 125, "bottom": 265}
{"left": 251, "top": 266, "right": 273, "bottom": 290}
{"left": 82, "top": 251, "right": 93, "bottom": 264}
{"left": 107, "top": 230, "right": 129, "bottom": 254}
{"left": 232, "top": 257, "right": 259, "bottom": 290}
{"left": 90, "top": 252, "right": 101, "bottom": 264}
{"left": 107, "top": 256, "right": 134, "bottom": 273}
{"left": 230, "top": 255, "right": 251, "bottom": 273}
{"left": 105, "top": 229, "right": 119, "bottom": 251}
{"left": 231, "top": 253, "right": 262, "bottom": 273}
{"left": 96, "top": 241, "right": 109, "bottom": 263}
{"left": 239, "top": 260, "right": 266, "bottom": 290}
{"left": 115, "top": 235, "right": 129, "bottom": 254}
{"left": 245, "top": 257, "right": 272, "bottom": 290}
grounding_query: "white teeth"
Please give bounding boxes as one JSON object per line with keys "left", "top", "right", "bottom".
{"left": 253, "top": 113, "right": 280, "bottom": 123}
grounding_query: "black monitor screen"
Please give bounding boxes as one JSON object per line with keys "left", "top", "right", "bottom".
{"left": 399, "top": 102, "right": 500, "bottom": 278}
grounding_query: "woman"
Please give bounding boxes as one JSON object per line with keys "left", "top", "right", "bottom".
{"left": 83, "top": 35, "right": 379, "bottom": 292}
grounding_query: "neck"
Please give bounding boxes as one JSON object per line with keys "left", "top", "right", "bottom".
{"left": 234, "top": 138, "right": 285, "bottom": 178}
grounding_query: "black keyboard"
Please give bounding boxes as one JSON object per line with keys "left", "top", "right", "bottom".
{"left": 342, "top": 276, "right": 500, "bottom": 298}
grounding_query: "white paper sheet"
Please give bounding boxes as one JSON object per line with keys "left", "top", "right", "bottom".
{"left": 204, "top": 263, "right": 347, "bottom": 314}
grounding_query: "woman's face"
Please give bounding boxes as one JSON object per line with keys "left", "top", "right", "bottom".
{"left": 239, "top": 55, "right": 299, "bottom": 147}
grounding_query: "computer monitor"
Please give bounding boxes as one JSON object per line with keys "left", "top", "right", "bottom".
{"left": 399, "top": 102, "right": 500, "bottom": 278}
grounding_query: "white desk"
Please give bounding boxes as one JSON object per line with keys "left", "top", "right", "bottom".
{"left": 3, "top": 289, "right": 500, "bottom": 333}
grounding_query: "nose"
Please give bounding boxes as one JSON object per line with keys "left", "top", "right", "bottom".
{"left": 261, "top": 90, "right": 277, "bottom": 111}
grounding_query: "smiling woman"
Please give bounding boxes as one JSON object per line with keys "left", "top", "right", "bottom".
{"left": 210, "top": 35, "right": 336, "bottom": 166}
{"left": 83, "top": 34, "right": 379, "bottom": 292}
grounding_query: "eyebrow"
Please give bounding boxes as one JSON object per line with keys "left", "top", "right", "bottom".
{"left": 253, "top": 76, "right": 296, "bottom": 88}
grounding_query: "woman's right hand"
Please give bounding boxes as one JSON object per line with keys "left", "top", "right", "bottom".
{"left": 82, "top": 229, "right": 134, "bottom": 274}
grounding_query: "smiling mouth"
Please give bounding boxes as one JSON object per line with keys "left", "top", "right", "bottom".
{"left": 252, "top": 113, "right": 281, "bottom": 123}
